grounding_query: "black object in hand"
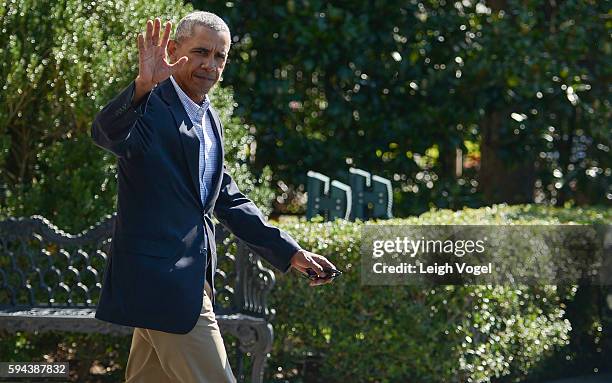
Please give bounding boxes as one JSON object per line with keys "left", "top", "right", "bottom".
{"left": 303, "top": 267, "right": 343, "bottom": 281}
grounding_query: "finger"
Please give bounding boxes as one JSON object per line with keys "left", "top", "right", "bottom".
{"left": 168, "top": 56, "right": 188, "bottom": 69}
{"left": 137, "top": 33, "right": 145, "bottom": 54}
{"left": 145, "top": 19, "right": 153, "bottom": 48}
{"left": 315, "top": 256, "right": 337, "bottom": 270}
{"left": 161, "top": 21, "right": 172, "bottom": 48}
{"left": 152, "top": 18, "right": 161, "bottom": 46}
{"left": 310, "top": 277, "right": 333, "bottom": 287}
{"left": 307, "top": 259, "right": 325, "bottom": 277}
{"left": 292, "top": 264, "right": 309, "bottom": 274}
{"left": 310, "top": 279, "right": 322, "bottom": 287}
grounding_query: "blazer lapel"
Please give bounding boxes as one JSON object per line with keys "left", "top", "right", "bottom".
{"left": 204, "top": 106, "right": 225, "bottom": 213}
{"left": 159, "top": 79, "right": 202, "bottom": 209}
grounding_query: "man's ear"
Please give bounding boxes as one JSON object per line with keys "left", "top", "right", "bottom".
{"left": 167, "top": 40, "right": 177, "bottom": 63}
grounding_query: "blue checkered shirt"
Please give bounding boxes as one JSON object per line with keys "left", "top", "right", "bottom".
{"left": 170, "top": 76, "right": 219, "bottom": 208}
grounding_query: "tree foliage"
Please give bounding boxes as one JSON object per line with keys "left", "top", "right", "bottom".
{"left": 196, "top": 0, "right": 610, "bottom": 215}
{"left": 0, "top": 0, "right": 274, "bottom": 229}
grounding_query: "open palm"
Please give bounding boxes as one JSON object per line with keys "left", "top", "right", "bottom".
{"left": 137, "top": 18, "right": 187, "bottom": 88}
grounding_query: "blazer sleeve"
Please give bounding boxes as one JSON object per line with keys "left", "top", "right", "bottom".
{"left": 91, "top": 81, "right": 154, "bottom": 158}
{"left": 213, "top": 166, "right": 302, "bottom": 273}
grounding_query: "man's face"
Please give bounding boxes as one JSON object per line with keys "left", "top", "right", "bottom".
{"left": 168, "top": 25, "right": 230, "bottom": 103}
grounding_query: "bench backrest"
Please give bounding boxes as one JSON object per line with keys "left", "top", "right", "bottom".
{"left": 0, "top": 215, "right": 277, "bottom": 319}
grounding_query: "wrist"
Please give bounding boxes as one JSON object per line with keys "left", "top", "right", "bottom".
{"left": 290, "top": 249, "right": 305, "bottom": 266}
{"left": 135, "top": 76, "right": 155, "bottom": 92}
{"left": 133, "top": 76, "right": 155, "bottom": 107}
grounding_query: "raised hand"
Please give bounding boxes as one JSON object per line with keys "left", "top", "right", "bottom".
{"left": 133, "top": 18, "right": 187, "bottom": 105}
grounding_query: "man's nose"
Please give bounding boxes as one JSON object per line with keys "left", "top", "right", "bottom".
{"left": 201, "top": 56, "right": 216, "bottom": 71}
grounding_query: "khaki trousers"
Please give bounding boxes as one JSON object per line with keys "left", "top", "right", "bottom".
{"left": 125, "top": 281, "right": 236, "bottom": 383}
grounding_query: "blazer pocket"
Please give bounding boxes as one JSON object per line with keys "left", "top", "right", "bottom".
{"left": 112, "top": 235, "right": 184, "bottom": 259}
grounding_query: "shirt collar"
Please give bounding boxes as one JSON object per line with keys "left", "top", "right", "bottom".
{"left": 170, "top": 75, "right": 210, "bottom": 111}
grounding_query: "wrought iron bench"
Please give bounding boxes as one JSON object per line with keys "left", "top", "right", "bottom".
{"left": 0, "top": 215, "right": 278, "bottom": 383}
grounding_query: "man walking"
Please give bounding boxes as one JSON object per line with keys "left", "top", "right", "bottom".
{"left": 91, "top": 11, "right": 337, "bottom": 383}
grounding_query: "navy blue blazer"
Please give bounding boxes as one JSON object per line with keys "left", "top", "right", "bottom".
{"left": 91, "top": 79, "right": 300, "bottom": 334}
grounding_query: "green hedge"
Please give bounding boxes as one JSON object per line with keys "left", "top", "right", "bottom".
{"left": 0, "top": 205, "right": 610, "bottom": 382}
{"left": 267, "top": 204, "right": 611, "bottom": 382}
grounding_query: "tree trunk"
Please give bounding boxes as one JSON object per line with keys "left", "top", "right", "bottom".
{"left": 479, "top": 110, "right": 536, "bottom": 204}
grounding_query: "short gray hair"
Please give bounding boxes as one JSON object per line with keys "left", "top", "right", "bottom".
{"left": 174, "top": 11, "right": 231, "bottom": 42}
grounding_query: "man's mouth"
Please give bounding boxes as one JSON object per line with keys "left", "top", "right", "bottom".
{"left": 194, "top": 73, "right": 215, "bottom": 81}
